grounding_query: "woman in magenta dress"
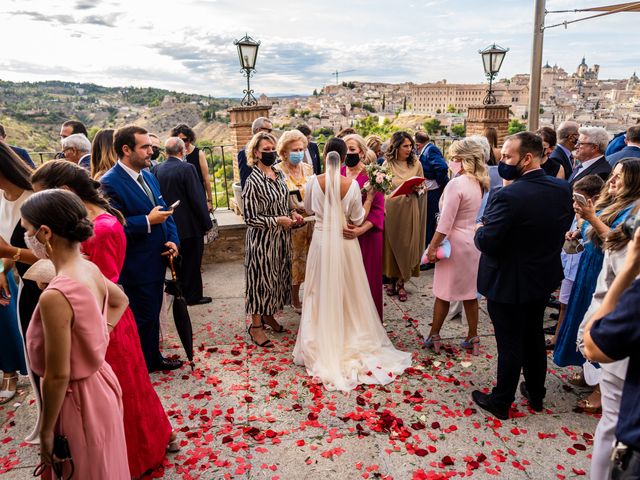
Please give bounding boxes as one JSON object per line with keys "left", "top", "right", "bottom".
{"left": 423, "top": 138, "right": 489, "bottom": 354}
{"left": 340, "top": 134, "right": 385, "bottom": 321}
{"left": 23, "top": 189, "right": 130, "bottom": 479}
{"left": 32, "top": 161, "right": 174, "bottom": 478}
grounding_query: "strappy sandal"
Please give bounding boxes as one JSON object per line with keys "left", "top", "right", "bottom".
{"left": 577, "top": 398, "right": 602, "bottom": 414}
{"left": 0, "top": 374, "right": 18, "bottom": 405}
{"left": 166, "top": 431, "right": 180, "bottom": 453}
{"left": 424, "top": 334, "right": 442, "bottom": 353}
{"left": 460, "top": 336, "right": 481, "bottom": 356}
{"left": 397, "top": 287, "right": 408, "bottom": 302}
{"left": 247, "top": 325, "right": 274, "bottom": 348}
{"left": 568, "top": 371, "right": 588, "bottom": 388}
{"left": 385, "top": 284, "right": 398, "bottom": 296}
{"left": 261, "top": 316, "right": 285, "bottom": 333}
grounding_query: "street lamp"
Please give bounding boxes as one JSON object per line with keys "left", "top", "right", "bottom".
{"left": 479, "top": 43, "right": 509, "bottom": 105}
{"left": 234, "top": 33, "right": 261, "bottom": 106}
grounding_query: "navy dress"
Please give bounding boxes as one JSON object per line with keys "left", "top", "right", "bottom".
{"left": 0, "top": 268, "right": 26, "bottom": 375}
{"left": 554, "top": 206, "right": 633, "bottom": 367}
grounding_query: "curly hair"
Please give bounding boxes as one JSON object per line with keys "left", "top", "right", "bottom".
{"left": 384, "top": 131, "right": 417, "bottom": 166}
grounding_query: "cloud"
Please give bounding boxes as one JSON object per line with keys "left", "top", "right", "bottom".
{"left": 75, "top": 0, "right": 98, "bottom": 10}
{"left": 9, "top": 10, "right": 119, "bottom": 27}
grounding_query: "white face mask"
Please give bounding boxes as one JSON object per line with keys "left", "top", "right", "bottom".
{"left": 24, "top": 229, "right": 49, "bottom": 259}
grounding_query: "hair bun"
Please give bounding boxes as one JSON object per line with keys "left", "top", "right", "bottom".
{"left": 68, "top": 217, "right": 94, "bottom": 242}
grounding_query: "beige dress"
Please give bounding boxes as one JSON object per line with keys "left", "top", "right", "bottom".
{"left": 275, "top": 162, "right": 314, "bottom": 284}
{"left": 382, "top": 159, "right": 427, "bottom": 281}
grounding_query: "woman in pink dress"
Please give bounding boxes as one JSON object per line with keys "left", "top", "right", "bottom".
{"left": 31, "top": 160, "right": 175, "bottom": 477}
{"left": 423, "top": 138, "right": 489, "bottom": 354}
{"left": 341, "top": 134, "right": 385, "bottom": 321}
{"left": 23, "top": 189, "right": 130, "bottom": 479}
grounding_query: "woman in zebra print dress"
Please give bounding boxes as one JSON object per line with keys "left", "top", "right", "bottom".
{"left": 243, "top": 132, "right": 304, "bottom": 347}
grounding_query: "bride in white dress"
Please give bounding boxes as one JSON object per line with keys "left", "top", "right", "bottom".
{"left": 293, "top": 151, "right": 412, "bottom": 392}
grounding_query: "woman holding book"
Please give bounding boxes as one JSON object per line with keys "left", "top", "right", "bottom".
{"left": 382, "top": 131, "right": 426, "bottom": 302}
{"left": 423, "top": 138, "right": 489, "bottom": 354}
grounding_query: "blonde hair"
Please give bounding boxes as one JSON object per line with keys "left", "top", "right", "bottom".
{"left": 343, "top": 134, "right": 369, "bottom": 163}
{"left": 365, "top": 134, "right": 382, "bottom": 154}
{"left": 276, "top": 130, "right": 308, "bottom": 162}
{"left": 448, "top": 138, "right": 490, "bottom": 192}
{"left": 364, "top": 149, "right": 377, "bottom": 165}
{"left": 246, "top": 132, "right": 277, "bottom": 167}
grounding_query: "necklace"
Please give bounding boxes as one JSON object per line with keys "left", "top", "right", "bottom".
{"left": 283, "top": 162, "right": 305, "bottom": 187}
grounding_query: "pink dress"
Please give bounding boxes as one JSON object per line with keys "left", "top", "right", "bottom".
{"left": 27, "top": 276, "right": 129, "bottom": 480}
{"left": 82, "top": 213, "right": 171, "bottom": 477}
{"left": 432, "top": 175, "right": 483, "bottom": 301}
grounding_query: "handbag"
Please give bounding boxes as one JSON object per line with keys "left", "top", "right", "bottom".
{"left": 562, "top": 238, "right": 584, "bottom": 254}
{"left": 33, "top": 434, "right": 74, "bottom": 479}
{"left": 204, "top": 212, "right": 219, "bottom": 244}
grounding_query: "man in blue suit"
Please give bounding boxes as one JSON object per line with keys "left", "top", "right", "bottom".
{"left": 101, "top": 125, "right": 182, "bottom": 372}
{"left": 0, "top": 125, "right": 35, "bottom": 168}
{"left": 607, "top": 126, "right": 640, "bottom": 167}
{"left": 472, "top": 131, "right": 573, "bottom": 419}
{"left": 415, "top": 132, "right": 449, "bottom": 269}
{"left": 153, "top": 137, "right": 213, "bottom": 306}
{"left": 297, "top": 124, "right": 322, "bottom": 174}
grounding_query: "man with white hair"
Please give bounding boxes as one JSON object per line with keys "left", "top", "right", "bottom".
{"left": 568, "top": 126, "right": 612, "bottom": 186}
{"left": 61, "top": 133, "right": 91, "bottom": 170}
{"left": 238, "top": 116, "right": 273, "bottom": 189}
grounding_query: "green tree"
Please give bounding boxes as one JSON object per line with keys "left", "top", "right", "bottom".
{"left": 446, "top": 104, "right": 456, "bottom": 113}
{"left": 423, "top": 118, "right": 442, "bottom": 135}
{"left": 451, "top": 124, "right": 466, "bottom": 137}
{"left": 403, "top": 96, "right": 407, "bottom": 111}
{"left": 288, "top": 107, "right": 296, "bottom": 117}
{"left": 508, "top": 119, "right": 527, "bottom": 134}
{"left": 382, "top": 94, "right": 386, "bottom": 111}
{"left": 362, "top": 103, "right": 376, "bottom": 113}
{"left": 436, "top": 108, "right": 442, "bottom": 114}
{"left": 313, "top": 89, "right": 318, "bottom": 96}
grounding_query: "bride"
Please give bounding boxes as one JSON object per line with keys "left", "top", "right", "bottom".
{"left": 293, "top": 149, "right": 412, "bottom": 392}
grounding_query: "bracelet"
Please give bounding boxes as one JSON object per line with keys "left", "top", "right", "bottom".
{"left": 12, "top": 248, "right": 21, "bottom": 261}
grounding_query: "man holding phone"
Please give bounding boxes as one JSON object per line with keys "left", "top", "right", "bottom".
{"left": 153, "top": 137, "right": 213, "bottom": 306}
{"left": 101, "top": 126, "right": 182, "bottom": 373}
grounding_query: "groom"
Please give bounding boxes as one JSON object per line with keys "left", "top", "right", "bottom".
{"left": 101, "top": 125, "right": 182, "bottom": 373}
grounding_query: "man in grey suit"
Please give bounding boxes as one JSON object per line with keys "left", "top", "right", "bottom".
{"left": 568, "top": 126, "right": 612, "bottom": 187}
{"left": 607, "top": 126, "right": 640, "bottom": 167}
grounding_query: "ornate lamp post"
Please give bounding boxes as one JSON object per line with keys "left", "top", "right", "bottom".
{"left": 234, "top": 34, "right": 261, "bottom": 106}
{"left": 479, "top": 43, "right": 509, "bottom": 105}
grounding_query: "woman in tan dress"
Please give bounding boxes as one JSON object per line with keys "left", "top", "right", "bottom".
{"left": 382, "top": 131, "right": 427, "bottom": 302}
{"left": 275, "top": 130, "right": 314, "bottom": 313}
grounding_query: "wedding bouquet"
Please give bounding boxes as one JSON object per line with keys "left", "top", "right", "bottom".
{"left": 361, "top": 163, "right": 394, "bottom": 195}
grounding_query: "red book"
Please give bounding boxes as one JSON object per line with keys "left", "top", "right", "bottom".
{"left": 390, "top": 176, "right": 425, "bottom": 198}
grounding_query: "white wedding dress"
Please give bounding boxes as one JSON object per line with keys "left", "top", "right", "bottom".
{"left": 293, "top": 152, "right": 412, "bottom": 392}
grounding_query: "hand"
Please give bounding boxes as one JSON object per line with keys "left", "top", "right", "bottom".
{"left": 207, "top": 199, "right": 213, "bottom": 212}
{"left": 343, "top": 224, "right": 362, "bottom": 239}
{"left": 161, "top": 241, "right": 179, "bottom": 258}
{"left": 574, "top": 198, "right": 595, "bottom": 221}
{"left": 39, "top": 429, "right": 55, "bottom": 466}
{"left": 277, "top": 216, "right": 294, "bottom": 229}
{"left": 0, "top": 272, "right": 10, "bottom": 307}
{"left": 148, "top": 206, "right": 173, "bottom": 225}
{"left": 623, "top": 227, "right": 640, "bottom": 275}
{"left": 292, "top": 212, "right": 305, "bottom": 225}
{"left": 426, "top": 245, "right": 438, "bottom": 263}
{"left": 565, "top": 229, "right": 581, "bottom": 242}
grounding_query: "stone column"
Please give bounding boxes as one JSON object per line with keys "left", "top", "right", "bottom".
{"left": 465, "top": 105, "right": 511, "bottom": 146}
{"left": 227, "top": 105, "right": 271, "bottom": 214}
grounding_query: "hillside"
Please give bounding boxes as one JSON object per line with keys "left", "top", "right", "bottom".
{"left": 0, "top": 79, "right": 237, "bottom": 151}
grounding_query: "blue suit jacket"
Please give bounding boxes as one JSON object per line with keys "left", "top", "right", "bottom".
{"left": 100, "top": 163, "right": 179, "bottom": 286}
{"left": 11, "top": 146, "right": 35, "bottom": 168}
{"left": 238, "top": 149, "right": 252, "bottom": 189}
{"left": 152, "top": 157, "right": 212, "bottom": 239}
{"left": 475, "top": 169, "right": 573, "bottom": 304}
{"left": 418, "top": 143, "right": 449, "bottom": 189}
{"left": 606, "top": 145, "right": 640, "bottom": 167}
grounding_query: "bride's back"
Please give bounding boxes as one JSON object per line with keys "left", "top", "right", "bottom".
{"left": 317, "top": 174, "right": 352, "bottom": 200}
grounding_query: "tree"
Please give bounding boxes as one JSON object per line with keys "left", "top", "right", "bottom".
{"left": 446, "top": 104, "right": 456, "bottom": 113}
{"left": 403, "top": 96, "right": 407, "bottom": 111}
{"left": 436, "top": 108, "right": 442, "bottom": 114}
{"left": 508, "top": 119, "right": 527, "bottom": 135}
{"left": 382, "top": 94, "right": 386, "bottom": 111}
{"left": 313, "top": 89, "right": 318, "bottom": 96}
{"left": 423, "top": 118, "right": 442, "bottom": 135}
{"left": 451, "top": 124, "right": 466, "bottom": 137}
{"left": 362, "top": 103, "right": 376, "bottom": 113}
{"left": 288, "top": 107, "right": 296, "bottom": 117}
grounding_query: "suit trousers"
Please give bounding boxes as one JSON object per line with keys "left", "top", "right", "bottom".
{"left": 487, "top": 298, "right": 548, "bottom": 408}
{"left": 124, "top": 280, "right": 164, "bottom": 370}
{"left": 178, "top": 236, "right": 205, "bottom": 303}
{"left": 426, "top": 188, "right": 443, "bottom": 248}
{"left": 592, "top": 368, "right": 625, "bottom": 480}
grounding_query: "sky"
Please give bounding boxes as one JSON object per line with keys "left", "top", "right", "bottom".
{"left": 0, "top": 0, "right": 638, "bottom": 98}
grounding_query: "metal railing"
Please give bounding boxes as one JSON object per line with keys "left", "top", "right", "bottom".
{"left": 200, "top": 145, "right": 235, "bottom": 210}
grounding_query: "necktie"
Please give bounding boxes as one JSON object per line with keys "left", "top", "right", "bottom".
{"left": 570, "top": 163, "right": 583, "bottom": 182}
{"left": 137, "top": 174, "right": 155, "bottom": 205}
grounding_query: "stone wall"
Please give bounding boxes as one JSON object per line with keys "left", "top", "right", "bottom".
{"left": 228, "top": 105, "right": 272, "bottom": 183}
{"left": 202, "top": 224, "right": 247, "bottom": 264}
{"left": 465, "top": 104, "right": 511, "bottom": 146}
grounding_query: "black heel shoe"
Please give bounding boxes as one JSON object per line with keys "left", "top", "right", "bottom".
{"left": 247, "top": 325, "right": 274, "bottom": 348}
{"left": 261, "top": 316, "right": 285, "bottom": 333}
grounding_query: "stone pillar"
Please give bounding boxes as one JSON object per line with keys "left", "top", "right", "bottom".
{"left": 465, "top": 104, "right": 511, "bottom": 146}
{"left": 228, "top": 105, "right": 272, "bottom": 182}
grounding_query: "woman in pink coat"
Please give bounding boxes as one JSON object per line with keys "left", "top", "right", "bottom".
{"left": 423, "top": 138, "right": 489, "bottom": 355}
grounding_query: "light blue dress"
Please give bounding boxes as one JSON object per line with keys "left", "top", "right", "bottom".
{"left": 0, "top": 267, "right": 27, "bottom": 374}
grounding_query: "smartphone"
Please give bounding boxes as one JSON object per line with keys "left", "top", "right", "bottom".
{"left": 573, "top": 192, "right": 588, "bottom": 206}
{"left": 169, "top": 200, "right": 181, "bottom": 209}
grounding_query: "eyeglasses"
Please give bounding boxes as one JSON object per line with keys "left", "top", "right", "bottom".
{"left": 259, "top": 127, "right": 273, "bottom": 133}
{"left": 576, "top": 142, "right": 596, "bottom": 148}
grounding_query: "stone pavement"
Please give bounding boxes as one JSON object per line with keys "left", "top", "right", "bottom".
{"left": 1, "top": 261, "right": 599, "bottom": 479}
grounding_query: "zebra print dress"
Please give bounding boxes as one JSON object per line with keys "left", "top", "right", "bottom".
{"left": 243, "top": 167, "right": 292, "bottom": 315}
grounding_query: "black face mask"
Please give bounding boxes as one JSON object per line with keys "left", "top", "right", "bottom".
{"left": 345, "top": 153, "right": 361, "bottom": 168}
{"left": 260, "top": 151, "right": 277, "bottom": 166}
{"left": 151, "top": 147, "right": 161, "bottom": 161}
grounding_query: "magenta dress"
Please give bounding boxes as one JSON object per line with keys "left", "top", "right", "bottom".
{"left": 27, "top": 276, "right": 130, "bottom": 480}
{"left": 341, "top": 167, "right": 385, "bottom": 320}
{"left": 82, "top": 213, "right": 171, "bottom": 477}
{"left": 432, "top": 175, "right": 482, "bottom": 301}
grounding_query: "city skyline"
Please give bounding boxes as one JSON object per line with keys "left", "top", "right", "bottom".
{"left": 1, "top": 0, "right": 638, "bottom": 98}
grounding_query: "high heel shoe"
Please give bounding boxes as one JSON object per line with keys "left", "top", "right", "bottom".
{"left": 461, "top": 336, "right": 480, "bottom": 356}
{"left": 0, "top": 374, "right": 18, "bottom": 405}
{"left": 423, "top": 334, "right": 442, "bottom": 353}
{"left": 247, "top": 325, "right": 274, "bottom": 348}
{"left": 261, "top": 316, "right": 285, "bottom": 333}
